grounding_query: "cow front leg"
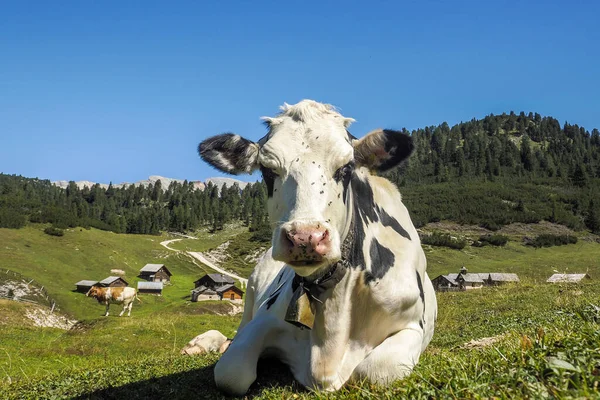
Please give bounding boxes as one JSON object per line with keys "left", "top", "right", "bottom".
{"left": 119, "top": 304, "right": 125, "bottom": 317}
{"left": 127, "top": 302, "right": 133, "bottom": 316}
{"left": 351, "top": 327, "right": 424, "bottom": 385}
{"left": 104, "top": 304, "right": 110, "bottom": 317}
{"left": 213, "top": 316, "right": 277, "bottom": 396}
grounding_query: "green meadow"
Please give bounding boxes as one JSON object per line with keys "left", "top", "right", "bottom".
{"left": 0, "top": 224, "right": 599, "bottom": 399}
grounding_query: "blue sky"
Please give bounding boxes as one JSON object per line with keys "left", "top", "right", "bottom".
{"left": 1, "top": 0, "right": 599, "bottom": 184}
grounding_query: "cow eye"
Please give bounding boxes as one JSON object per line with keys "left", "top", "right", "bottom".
{"left": 260, "top": 165, "right": 279, "bottom": 179}
{"left": 334, "top": 162, "right": 354, "bottom": 182}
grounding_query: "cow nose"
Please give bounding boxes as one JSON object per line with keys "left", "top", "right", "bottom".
{"left": 285, "top": 226, "right": 331, "bottom": 261}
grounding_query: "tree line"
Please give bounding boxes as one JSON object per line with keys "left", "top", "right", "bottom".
{"left": 1, "top": 110, "right": 599, "bottom": 235}
{"left": 0, "top": 175, "right": 269, "bottom": 235}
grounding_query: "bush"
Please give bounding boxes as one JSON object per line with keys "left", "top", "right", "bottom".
{"left": 480, "top": 221, "right": 501, "bottom": 231}
{"left": 249, "top": 226, "right": 272, "bottom": 242}
{"left": 0, "top": 208, "right": 27, "bottom": 229}
{"left": 527, "top": 234, "right": 577, "bottom": 248}
{"left": 477, "top": 234, "right": 509, "bottom": 247}
{"left": 44, "top": 226, "right": 64, "bottom": 237}
{"left": 421, "top": 232, "right": 466, "bottom": 250}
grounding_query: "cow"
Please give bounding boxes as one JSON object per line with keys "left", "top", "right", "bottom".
{"left": 197, "top": 99, "right": 437, "bottom": 395}
{"left": 86, "top": 286, "right": 139, "bottom": 317}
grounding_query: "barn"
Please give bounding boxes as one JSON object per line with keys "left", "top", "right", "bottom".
{"left": 547, "top": 273, "right": 591, "bottom": 283}
{"left": 137, "top": 281, "right": 163, "bottom": 295}
{"left": 74, "top": 280, "right": 98, "bottom": 293}
{"left": 98, "top": 276, "right": 128, "bottom": 287}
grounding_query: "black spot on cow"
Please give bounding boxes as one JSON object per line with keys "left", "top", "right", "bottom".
{"left": 260, "top": 166, "right": 277, "bottom": 197}
{"left": 351, "top": 176, "right": 411, "bottom": 241}
{"left": 342, "top": 173, "right": 410, "bottom": 273}
{"left": 416, "top": 271, "right": 425, "bottom": 304}
{"left": 380, "top": 210, "right": 411, "bottom": 241}
{"left": 365, "top": 239, "right": 395, "bottom": 284}
{"left": 416, "top": 271, "right": 425, "bottom": 318}
{"left": 266, "top": 292, "right": 279, "bottom": 309}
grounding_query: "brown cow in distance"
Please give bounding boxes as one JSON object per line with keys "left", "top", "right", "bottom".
{"left": 86, "top": 286, "right": 139, "bottom": 317}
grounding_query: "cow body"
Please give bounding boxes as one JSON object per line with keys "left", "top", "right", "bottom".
{"left": 86, "top": 286, "right": 138, "bottom": 317}
{"left": 198, "top": 100, "right": 437, "bottom": 395}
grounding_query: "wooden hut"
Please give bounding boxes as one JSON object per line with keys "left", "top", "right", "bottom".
{"left": 216, "top": 284, "right": 244, "bottom": 301}
{"left": 431, "top": 274, "right": 459, "bottom": 292}
{"left": 191, "top": 286, "right": 219, "bottom": 302}
{"left": 193, "top": 274, "right": 234, "bottom": 290}
{"left": 137, "top": 281, "right": 163, "bottom": 295}
{"left": 74, "top": 280, "right": 98, "bottom": 293}
{"left": 98, "top": 276, "right": 128, "bottom": 287}
{"left": 139, "top": 264, "right": 172, "bottom": 283}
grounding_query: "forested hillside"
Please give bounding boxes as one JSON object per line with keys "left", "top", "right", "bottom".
{"left": 0, "top": 176, "right": 269, "bottom": 235}
{"left": 1, "top": 111, "right": 599, "bottom": 235}
{"left": 387, "top": 112, "right": 600, "bottom": 232}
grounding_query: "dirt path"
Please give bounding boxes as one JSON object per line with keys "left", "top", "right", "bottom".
{"left": 160, "top": 238, "right": 248, "bottom": 286}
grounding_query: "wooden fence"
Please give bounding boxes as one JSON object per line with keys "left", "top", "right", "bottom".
{"left": 0, "top": 269, "right": 59, "bottom": 312}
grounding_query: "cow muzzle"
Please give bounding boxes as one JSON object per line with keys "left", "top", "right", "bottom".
{"left": 280, "top": 223, "right": 332, "bottom": 266}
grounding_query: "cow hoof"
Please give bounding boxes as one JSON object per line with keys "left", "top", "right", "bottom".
{"left": 181, "top": 330, "right": 228, "bottom": 355}
{"left": 219, "top": 339, "right": 232, "bottom": 354}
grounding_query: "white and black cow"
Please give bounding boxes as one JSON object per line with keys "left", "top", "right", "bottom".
{"left": 198, "top": 100, "right": 437, "bottom": 395}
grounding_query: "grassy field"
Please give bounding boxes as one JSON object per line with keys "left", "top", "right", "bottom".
{"left": 1, "top": 224, "right": 599, "bottom": 399}
{"left": 2, "top": 283, "right": 598, "bottom": 399}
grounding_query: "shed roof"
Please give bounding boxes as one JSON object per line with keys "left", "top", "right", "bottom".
{"left": 547, "top": 273, "right": 591, "bottom": 283}
{"left": 435, "top": 274, "right": 458, "bottom": 285}
{"left": 140, "top": 264, "right": 172, "bottom": 275}
{"left": 458, "top": 273, "right": 484, "bottom": 283}
{"left": 75, "top": 280, "right": 98, "bottom": 286}
{"left": 98, "top": 276, "right": 128, "bottom": 286}
{"left": 488, "top": 273, "right": 520, "bottom": 282}
{"left": 215, "top": 284, "right": 244, "bottom": 294}
{"left": 195, "top": 274, "right": 235, "bottom": 285}
{"left": 192, "top": 286, "right": 217, "bottom": 295}
{"left": 137, "top": 281, "right": 163, "bottom": 290}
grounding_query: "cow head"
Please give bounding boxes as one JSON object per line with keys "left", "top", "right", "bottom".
{"left": 199, "top": 100, "right": 413, "bottom": 277}
{"left": 86, "top": 286, "right": 99, "bottom": 297}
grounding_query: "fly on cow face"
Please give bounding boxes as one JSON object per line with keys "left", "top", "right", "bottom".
{"left": 198, "top": 100, "right": 414, "bottom": 278}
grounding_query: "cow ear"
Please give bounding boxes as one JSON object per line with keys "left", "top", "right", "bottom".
{"left": 198, "top": 133, "right": 260, "bottom": 175}
{"left": 353, "top": 129, "right": 414, "bottom": 172}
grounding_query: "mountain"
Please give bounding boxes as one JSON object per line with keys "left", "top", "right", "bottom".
{"left": 51, "top": 175, "right": 250, "bottom": 191}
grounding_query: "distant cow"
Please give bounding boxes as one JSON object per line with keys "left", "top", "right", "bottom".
{"left": 197, "top": 100, "right": 437, "bottom": 395}
{"left": 86, "top": 286, "right": 139, "bottom": 317}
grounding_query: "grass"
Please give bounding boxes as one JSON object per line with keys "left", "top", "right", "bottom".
{"left": 424, "top": 240, "right": 600, "bottom": 281}
{"left": 2, "top": 283, "right": 599, "bottom": 399}
{"left": 1, "top": 223, "right": 600, "bottom": 398}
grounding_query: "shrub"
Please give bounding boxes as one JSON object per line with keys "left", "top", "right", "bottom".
{"left": 0, "top": 208, "right": 27, "bottom": 229}
{"left": 421, "top": 232, "right": 466, "bottom": 250}
{"left": 249, "top": 226, "right": 272, "bottom": 242}
{"left": 44, "top": 226, "right": 64, "bottom": 237}
{"left": 480, "top": 221, "right": 501, "bottom": 231}
{"left": 527, "top": 234, "right": 577, "bottom": 248}
{"left": 478, "top": 234, "right": 509, "bottom": 246}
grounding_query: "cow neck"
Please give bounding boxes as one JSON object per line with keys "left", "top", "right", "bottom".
{"left": 284, "top": 218, "right": 355, "bottom": 330}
